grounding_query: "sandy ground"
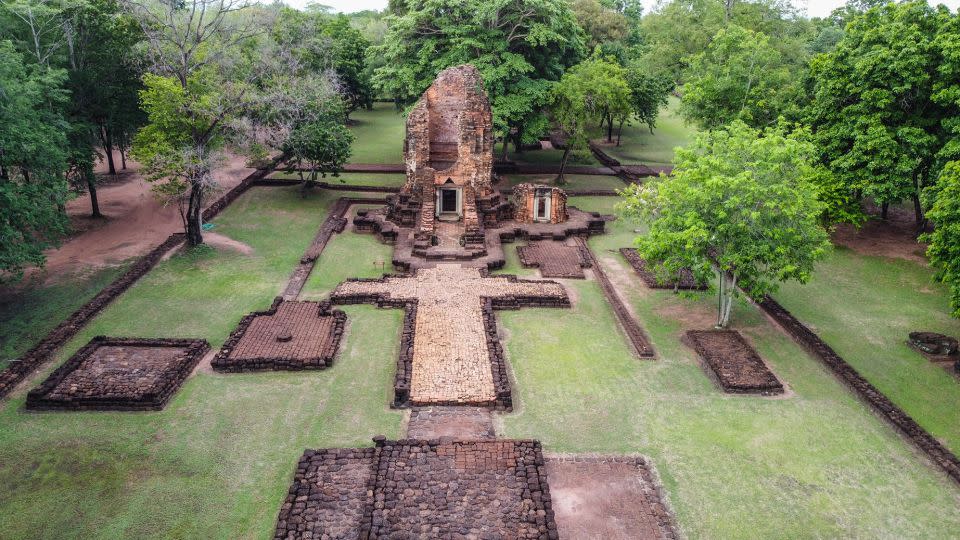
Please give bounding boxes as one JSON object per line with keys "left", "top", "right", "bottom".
{"left": 29, "top": 150, "right": 254, "bottom": 283}
{"left": 831, "top": 204, "right": 929, "bottom": 263}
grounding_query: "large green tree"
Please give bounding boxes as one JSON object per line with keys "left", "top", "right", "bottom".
{"left": 922, "top": 161, "right": 960, "bottom": 317}
{"left": 371, "top": 0, "right": 586, "bottom": 156}
{"left": 550, "top": 56, "right": 631, "bottom": 179}
{"left": 680, "top": 25, "right": 797, "bottom": 130}
{"left": 0, "top": 40, "right": 70, "bottom": 279}
{"left": 807, "top": 1, "right": 949, "bottom": 226}
{"left": 620, "top": 121, "right": 830, "bottom": 327}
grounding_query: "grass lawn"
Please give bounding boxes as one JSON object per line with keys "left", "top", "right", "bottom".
{"left": 592, "top": 96, "right": 695, "bottom": 167}
{"left": 775, "top": 247, "right": 960, "bottom": 456}
{"left": 348, "top": 102, "right": 405, "bottom": 164}
{"left": 268, "top": 171, "right": 405, "bottom": 188}
{"left": 498, "top": 173, "right": 627, "bottom": 192}
{"left": 0, "top": 264, "right": 129, "bottom": 368}
{"left": 499, "top": 195, "right": 960, "bottom": 538}
{"left": 0, "top": 186, "right": 403, "bottom": 539}
{"left": 506, "top": 147, "right": 600, "bottom": 166}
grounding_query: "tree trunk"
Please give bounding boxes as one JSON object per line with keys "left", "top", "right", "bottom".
{"left": 616, "top": 119, "right": 625, "bottom": 146}
{"left": 556, "top": 147, "right": 571, "bottom": 185}
{"left": 881, "top": 201, "right": 889, "bottom": 220}
{"left": 606, "top": 113, "right": 614, "bottom": 143}
{"left": 120, "top": 147, "right": 127, "bottom": 170}
{"left": 500, "top": 136, "right": 509, "bottom": 161}
{"left": 716, "top": 270, "right": 736, "bottom": 328}
{"left": 185, "top": 182, "right": 204, "bottom": 246}
{"left": 85, "top": 162, "right": 101, "bottom": 218}
{"left": 101, "top": 127, "right": 116, "bottom": 176}
{"left": 913, "top": 174, "right": 924, "bottom": 228}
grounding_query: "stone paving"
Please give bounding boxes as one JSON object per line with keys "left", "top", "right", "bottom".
{"left": 274, "top": 438, "right": 557, "bottom": 539}
{"left": 331, "top": 265, "right": 568, "bottom": 406}
{"left": 517, "top": 240, "right": 591, "bottom": 278}
{"left": 26, "top": 337, "right": 209, "bottom": 411}
{"left": 212, "top": 300, "right": 346, "bottom": 372}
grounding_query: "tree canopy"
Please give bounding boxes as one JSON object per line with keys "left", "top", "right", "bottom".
{"left": 620, "top": 121, "right": 830, "bottom": 327}
{"left": 370, "top": 0, "right": 586, "bottom": 151}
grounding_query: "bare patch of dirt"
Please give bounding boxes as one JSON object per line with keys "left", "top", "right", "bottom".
{"left": 545, "top": 455, "right": 679, "bottom": 540}
{"left": 405, "top": 406, "right": 495, "bottom": 440}
{"left": 832, "top": 205, "right": 929, "bottom": 263}
{"left": 202, "top": 232, "right": 254, "bottom": 255}
{"left": 32, "top": 152, "right": 253, "bottom": 284}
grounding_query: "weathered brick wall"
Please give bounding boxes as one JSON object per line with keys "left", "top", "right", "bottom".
{"left": 511, "top": 183, "right": 568, "bottom": 224}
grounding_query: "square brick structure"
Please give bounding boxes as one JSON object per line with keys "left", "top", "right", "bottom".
{"left": 518, "top": 240, "right": 591, "bottom": 279}
{"left": 331, "top": 265, "right": 569, "bottom": 409}
{"left": 274, "top": 438, "right": 557, "bottom": 539}
{"left": 26, "top": 336, "right": 209, "bottom": 411}
{"left": 686, "top": 329, "right": 784, "bottom": 395}
{"left": 212, "top": 298, "right": 346, "bottom": 372}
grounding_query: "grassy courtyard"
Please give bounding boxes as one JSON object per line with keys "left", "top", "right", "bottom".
{"left": 267, "top": 171, "right": 406, "bottom": 188}
{"left": 2, "top": 189, "right": 960, "bottom": 538}
{"left": 775, "top": 246, "right": 960, "bottom": 455}
{"left": 0, "top": 187, "right": 403, "bottom": 539}
{"left": 347, "top": 103, "right": 406, "bottom": 163}
{"left": 499, "top": 196, "right": 960, "bottom": 538}
{"left": 591, "top": 97, "right": 695, "bottom": 167}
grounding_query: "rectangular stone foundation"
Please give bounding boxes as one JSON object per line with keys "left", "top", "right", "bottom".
{"left": 26, "top": 336, "right": 209, "bottom": 411}
{"left": 274, "top": 439, "right": 558, "bottom": 539}
{"left": 686, "top": 330, "right": 784, "bottom": 395}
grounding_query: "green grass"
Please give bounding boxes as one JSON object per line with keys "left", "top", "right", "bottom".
{"left": 0, "top": 186, "right": 403, "bottom": 539}
{"left": 268, "top": 171, "right": 405, "bottom": 188}
{"left": 0, "top": 264, "right": 130, "bottom": 368}
{"left": 498, "top": 174, "right": 626, "bottom": 192}
{"left": 498, "top": 195, "right": 960, "bottom": 538}
{"left": 506, "top": 147, "right": 600, "bottom": 166}
{"left": 591, "top": 96, "right": 695, "bottom": 167}
{"left": 775, "top": 247, "right": 960, "bottom": 456}
{"left": 348, "top": 103, "right": 406, "bottom": 164}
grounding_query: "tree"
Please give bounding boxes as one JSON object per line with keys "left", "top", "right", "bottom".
{"left": 273, "top": 9, "right": 373, "bottom": 117}
{"left": 370, "top": 0, "right": 586, "bottom": 157}
{"left": 123, "top": 0, "right": 261, "bottom": 246}
{"left": 571, "top": 0, "right": 628, "bottom": 51}
{"left": 680, "top": 25, "right": 795, "bottom": 130}
{"left": 550, "top": 56, "right": 631, "bottom": 179}
{"left": 0, "top": 40, "right": 70, "bottom": 279}
{"left": 806, "top": 1, "right": 948, "bottom": 227}
{"left": 922, "top": 161, "right": 960, "bottom": 317}
{"left": 63, "top": 0, "right": 144, "bottom": 217}
{"left": 624, "top": 67, "right": 671, "bottom": 139}
{"left": 619, "top": 121, "right": 830, "bottom": 327}
{"left": 286, "top": 120, "right": 352, "bottom": 195}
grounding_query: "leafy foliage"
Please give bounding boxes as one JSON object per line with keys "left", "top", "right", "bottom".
{"left": 370, "top": 0, "right": 586, "bottom": 149}
{"left": 0, "top": 40, "right": 70, "bottom": 279}
{"left": 680, "top": 25, "right": 795, "bottom": 130}
{"left": 923, "top": 161, "right": 960, "bottom": 317}
{"left": 619, "top": 121, "right": 830, "bottom": 326}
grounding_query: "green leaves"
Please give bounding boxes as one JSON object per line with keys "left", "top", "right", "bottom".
{"left": 620, "top": 121, "right": 830, "bottom": 324}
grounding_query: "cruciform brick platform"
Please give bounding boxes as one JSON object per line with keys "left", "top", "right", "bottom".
{"left": 331, "top": 265, "right": 569, "bottom": 408}
{"left": 26, "top": 336, "right": 209, "bottom": 411}
{"left": 212, "top": 298, "right": 346, "bottom": 372}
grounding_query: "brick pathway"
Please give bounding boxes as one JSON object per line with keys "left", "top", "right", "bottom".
{"left": 331, "top": 265, "right": 567, "bottom": 406}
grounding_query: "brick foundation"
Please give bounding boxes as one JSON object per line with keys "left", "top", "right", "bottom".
{"left": 25, "top": 336, "right": 209, "bottom": 411}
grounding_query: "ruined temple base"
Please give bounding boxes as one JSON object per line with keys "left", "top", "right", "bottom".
{"left": 274, "top": 438, "right": 557, "bottom": 539}
{"left": 518, "top": 240, "right": 592, "bottom": 279}
{"left": 26, "top": 336, "right": 209, "bottom": 411}
{"left": 353, "top": 205, "right": 607, "bottom": 272}
{"left": 686, "top": 330, "right": 784, "bottom": 395}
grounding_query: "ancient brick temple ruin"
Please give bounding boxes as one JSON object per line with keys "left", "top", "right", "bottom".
{"left": 393, "top": 64, "right": 497, "bottom": 248}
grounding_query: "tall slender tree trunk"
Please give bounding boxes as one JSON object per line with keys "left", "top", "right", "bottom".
{"left": 186, "top": 181, "right": 204, "bottom": 246}
{"left": 606, "top": 113, "right": 614, "bottom": 142}
{"left": 556, "top": 147, "right": 571, "bottom": 185}
{"left": 500, "top": 136, "right": 509, "bottom": 161}
{"left": 85, "top": 162, "right": 101, "bottom": 218}
{"left": 120, "top": 147, "right": 127, "bottom": 170}
{"left": 881, "top": 201, "right": 889, "bottom": 220}
{"left": 616, "top": 119, "right": 624, "bottom": 146}
{"left": 717, "top": 270, "right": 737, "bottom": 328}
{"left": 100, "top": 126, "right": 116, "bottom": 175}
{"left": 912, "top": 173, "right": 925, "bottom": 228}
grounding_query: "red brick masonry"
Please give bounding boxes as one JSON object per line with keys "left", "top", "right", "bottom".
{"left": 25, "top": 336, "right": 209, "bottom": 411}
{"left": 212, "top": 297, "right": 346, "bottom": 372}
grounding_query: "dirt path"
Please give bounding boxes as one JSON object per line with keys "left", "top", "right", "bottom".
{"left": 832, "top": 205, "right": 929, "bottom": 263}
{"left": 31, "top": 151, "right": 254, "bottom": 283}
